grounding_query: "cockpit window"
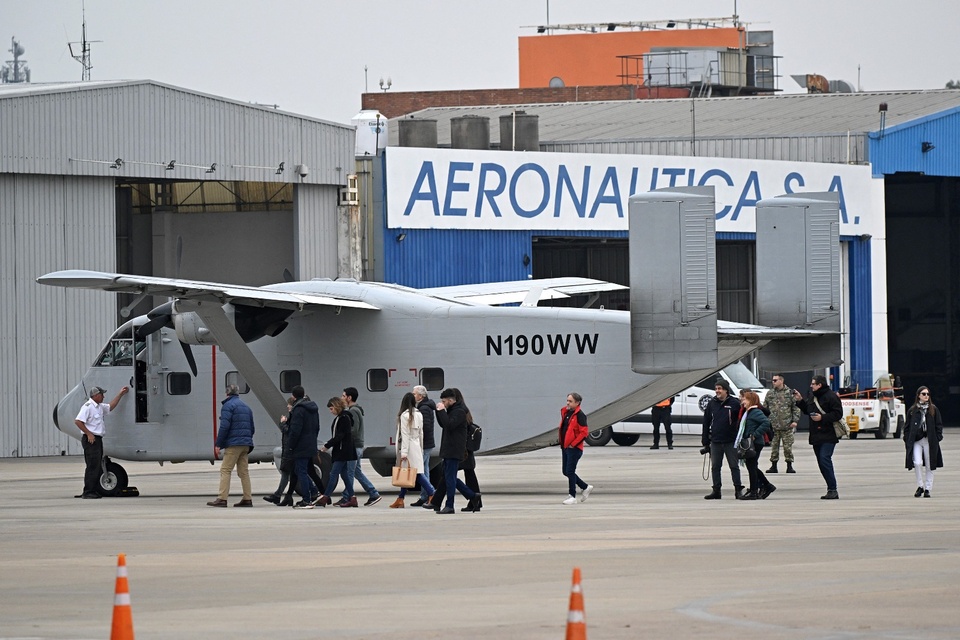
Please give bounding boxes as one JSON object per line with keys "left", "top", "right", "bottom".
{"left": 95, "top": 337, "right": 144, "bottom": 367}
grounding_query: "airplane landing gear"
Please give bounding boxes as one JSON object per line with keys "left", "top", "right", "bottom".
{"left": 98, "top": 458, "right": 129, "bottom": 497}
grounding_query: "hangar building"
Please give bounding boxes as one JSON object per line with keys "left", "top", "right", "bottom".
{"left": 0, "top": 80, "right": 355, "bottom": 457}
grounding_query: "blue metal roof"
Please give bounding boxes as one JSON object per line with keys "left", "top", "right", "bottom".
{"left": 869, "top": 105, "right": 960, "bottom": 178}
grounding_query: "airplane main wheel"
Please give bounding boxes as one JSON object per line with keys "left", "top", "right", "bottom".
{"left": 849, "top": 432, "right": 858, "bottom": 439}
{"left": 611, "top": 433, "right": 641, "bottom": 447}
{"left": 316, "top": 451, "right": 332, "bottom": 492}
{"left": 98, "top": 460, "right": 128, "bottom": 497}
{"left": 875, "top": 414, "right": 888, "bottom": 439}
{"left": 585, "top": 427, "right": 612, "bottom": 447}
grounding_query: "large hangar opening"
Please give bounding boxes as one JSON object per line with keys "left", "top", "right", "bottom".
{"left": 114, "top": 179, "right": 296, "bottom": 321}
{"left": 886, "top": 173, "right": 960, "bottom": 417}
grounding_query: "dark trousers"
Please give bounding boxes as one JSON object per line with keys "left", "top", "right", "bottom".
{"left": 745, "top": 443, "right": 770, "bottom": 494}
{"left": 562, "top": 447, "right": 588, "bottom": 497}
{"left": 710, "top": 441, "right": 742, "bottom": 490}
{"left": 651, "top": 407, "right": 673, "bottom": 446}
{"left": 81, "top": 435, "right": 103, "bottom": 495}
{"left": 442, "top": 458, "right": 476, "bottom": 509}
{"left": 293, "top": 457, "right": 318, "bottom": 502}
{"left": 813, "top": 442, "right": 838, "bottom": 491}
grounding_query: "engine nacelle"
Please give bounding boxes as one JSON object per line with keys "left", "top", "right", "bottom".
{"left": 173, "top": 308, "right": 217, "bottom": 345}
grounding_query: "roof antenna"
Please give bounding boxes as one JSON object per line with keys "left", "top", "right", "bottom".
{"left": 68, "top": 0, "right": 101, "bottom": 81}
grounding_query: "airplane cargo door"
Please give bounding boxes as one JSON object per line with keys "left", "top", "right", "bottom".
{"left": 141, "top": 331, "right": 164, "bottom": 423}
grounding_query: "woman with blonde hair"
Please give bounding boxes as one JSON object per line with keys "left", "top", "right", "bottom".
{"left": 903, "top": 386, "right": 944, "bottom": 498}
{"left": 389, "top": 392, "right": 436, "bottom": 508}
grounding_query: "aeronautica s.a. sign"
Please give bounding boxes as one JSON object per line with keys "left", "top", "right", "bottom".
{"left": 385, "top": 147, "right": 885, "bottom": 235}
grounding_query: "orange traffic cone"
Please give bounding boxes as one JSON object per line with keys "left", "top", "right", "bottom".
{"left": 565, "top": 566, "right": 586, "bottom": 640}
{"left": 110, "top": 553, "right": 135, "bottom": 640}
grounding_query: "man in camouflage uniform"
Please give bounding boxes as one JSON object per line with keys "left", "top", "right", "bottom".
{"left": 764, "top": 374, "right": 801, "bottom": 473}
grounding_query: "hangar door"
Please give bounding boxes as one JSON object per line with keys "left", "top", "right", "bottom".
{"left": 532, "top": 237, "right": 755, "bottom": 323}
{"left": 886, "top": 174, "right": 960, "bottom": 418}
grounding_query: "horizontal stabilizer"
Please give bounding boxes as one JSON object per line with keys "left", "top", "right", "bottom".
{"left": 424, "top": 277, "right": 626, "bottom": 306}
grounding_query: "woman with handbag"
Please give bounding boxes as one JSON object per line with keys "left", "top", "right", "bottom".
{"left": 793, "top": 375, "right": 843, "bottom": 500}
{"left": 738, "top": 391, "right": 775, "bottom": 500}
{"left": 389, "top": 392, "right": 436, "bottom": 508}
{"left": 903, "top": 386, "right": 944, "bottom": 498}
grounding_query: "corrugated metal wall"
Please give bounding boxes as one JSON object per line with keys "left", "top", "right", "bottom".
{"left": 294, "top": 184, "right": 340, "bottom": 280}
{"left": 0, "top": 174, "right": 115, "bottom": 457}
{"left": 542, "top": 134, "right": 868, "bottom": 164}
{"left": 0, "top": 83, "right": 353, "bottom": 186}
{"left": 870, "top": 106, "right": 960, "bottom": 178}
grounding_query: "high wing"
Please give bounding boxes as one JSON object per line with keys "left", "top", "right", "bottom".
{"left": 423, "top": 277, "right": 627, "bottom": 307}
{"left": 36, "top": 270, "right": 379, "bottom": 311}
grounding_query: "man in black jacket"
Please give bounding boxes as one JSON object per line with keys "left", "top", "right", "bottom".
{"left": 793, "top": 375, "right": 843, "bottom": 499}
{"left": 287, "top": 385, "right": 321, "bottom": 507}
{"left": 701, "top": 379, "right": 743, "bottom": 500}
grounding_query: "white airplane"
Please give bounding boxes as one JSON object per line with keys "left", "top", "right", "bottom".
{"left": 38, "top": 188, "right": 839, "bottom": 495}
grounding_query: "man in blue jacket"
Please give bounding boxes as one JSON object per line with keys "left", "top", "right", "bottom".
{"left": 701, "top": 379, "right": 743, "bottom": 500}
{"left": 207, "top": 385, "right": 256, "bottom": 507}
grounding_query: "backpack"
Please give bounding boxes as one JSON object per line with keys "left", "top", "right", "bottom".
{"left": 466, "top": 422, "right": 483, "bottom": 452}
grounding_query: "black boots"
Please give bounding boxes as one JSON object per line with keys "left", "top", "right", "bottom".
{"left": 461, "top": 493, "right": 483, "bottom": 512}
{"left": 704, "top": 487, "right": 721, "bottom": 500}
{"left": 786, "top": 462, "right": 796, "bottom": 474}
{"left": 767, "top": 462, "right": 778, "bottom": 473}
{"left": 821, "top": 490, "right": 839, "bottom": 500}
{"left": 734, "top": 486, "right": 744, "bottom": 500}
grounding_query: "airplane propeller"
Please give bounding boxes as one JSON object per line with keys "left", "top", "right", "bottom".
{"left": 136, "top": 301, "right": 198, "bottom": 377}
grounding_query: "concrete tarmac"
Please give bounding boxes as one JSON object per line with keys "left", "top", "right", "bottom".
{"left": 1, "top": 434, "right": 957, "bottom": 639}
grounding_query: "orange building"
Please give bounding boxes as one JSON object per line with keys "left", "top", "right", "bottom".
{"left": 519, "top": 27, "right": 746, "bottom": 88}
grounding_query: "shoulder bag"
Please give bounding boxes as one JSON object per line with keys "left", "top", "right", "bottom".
{"left": 813, "top": 396, "right": 849, "bottom": 439}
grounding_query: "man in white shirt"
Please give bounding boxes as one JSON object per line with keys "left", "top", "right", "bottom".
{"left": 74, "top": 385, "right": 129, "bottom": 499}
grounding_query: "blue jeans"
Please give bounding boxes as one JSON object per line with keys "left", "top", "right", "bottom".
{"left": 399, "top": 472, "right": 435, "bottom": 499}
{"left": 813, "top": 442, "right": 837, "bottom": 491}
{"left": 419, "top": 448, "right": 434, "bottom": 500}
{"left": 562, "top": 447, "right": 588, "bottom": 497}
{"left": 443, "top": 458, "right": 476, "bottom": 509}
{"left": 294, "top": 457, "right": 317, "bottom": 502}
{"left": 324, "top": 459, "right": 357, "bottom": 498}
{"left": 354, "top": 448, "right": 379, "bottom": 497}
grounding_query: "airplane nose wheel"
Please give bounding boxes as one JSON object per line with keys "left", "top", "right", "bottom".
{"left": 98, "top": 458, "right": 129, "bottom": 497}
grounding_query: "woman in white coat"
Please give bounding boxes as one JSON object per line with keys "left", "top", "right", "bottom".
{"left": 389, "top": 392, "right": 436, "bottom": 508}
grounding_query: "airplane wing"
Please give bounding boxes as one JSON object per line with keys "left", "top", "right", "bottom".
{"left": 423, "top": 277, "right": 627, "bottom": 306}
{"left": 36, "top": 270, "right": 379, "bottom": 311}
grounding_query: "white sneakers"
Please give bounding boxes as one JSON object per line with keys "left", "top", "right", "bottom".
{"left": 562, "top": 486, "right": 595, "bottom": 505}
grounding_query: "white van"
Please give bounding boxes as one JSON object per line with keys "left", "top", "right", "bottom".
{"left": 586, "top": 362, "right": 767, "bottom": 446}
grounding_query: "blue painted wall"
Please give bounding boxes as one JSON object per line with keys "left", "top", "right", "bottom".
{"left": 870, "top": 105, "right": 960, "bottom": 178}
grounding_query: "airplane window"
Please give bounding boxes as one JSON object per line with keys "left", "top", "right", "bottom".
{"left": 95, "top": 338, "right": 141, "bottom": 367}
{"left": 280, "top": 370, "right": 301, "bottom": 394}
{"left": 225, "top": 371, "right": 250, "bottom": 394}
{"left": 367, "top": 369, "right": 388, "bottom": 392}
{"left": 420, "top": 368, "right": 444, "bottom": 391}
{"left": 167, "top": 372, "right": 192, "bottom": 395}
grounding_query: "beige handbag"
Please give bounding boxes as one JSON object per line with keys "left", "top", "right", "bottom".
{"left": 391, "top": 459, "right": 418, "bottom": 488}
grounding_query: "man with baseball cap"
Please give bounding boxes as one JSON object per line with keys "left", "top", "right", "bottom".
{"left": 74, "top": 385, "right": 129, "bottom": 499}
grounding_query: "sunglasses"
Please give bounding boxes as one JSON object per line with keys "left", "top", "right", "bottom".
{"left": 919, "top": 392, "right": 930, "bottom": 396}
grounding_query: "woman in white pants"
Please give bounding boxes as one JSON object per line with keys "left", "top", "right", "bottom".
{"left": 903, "top": 386, "right": 944, "bottom": 498}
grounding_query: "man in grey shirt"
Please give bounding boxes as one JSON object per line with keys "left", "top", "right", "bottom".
{"left": 343, "top": 387, "right": 381, "bottom": 506}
